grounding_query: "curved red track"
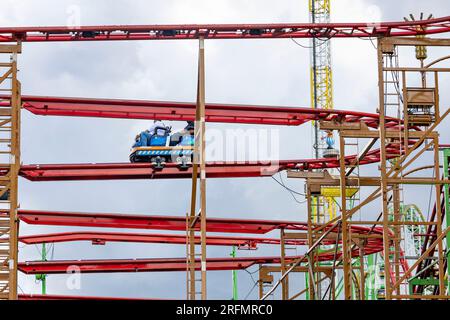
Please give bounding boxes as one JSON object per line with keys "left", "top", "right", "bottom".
{"left": 13, "top": 95, "right": 416, "bottom": 180}
{"left": 19, "top": 231, "right": 307, "bottom": 248}
{"left": 19, "top": 245, "right": 383, "bottom": 274}
{"left": 20, "top": 95, "right": 397, "bottom": 127}
{"left": 18, "top": 225, "right": 384, "bottom": 273}
{"left": 1, "top": 16, "right": 449, "bottom": 42}
{"left": 17, "top": 210, "right": 385, "bottom": 273}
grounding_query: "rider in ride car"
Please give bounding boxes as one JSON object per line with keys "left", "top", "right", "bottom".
{"left": 170, "top": 121, "right": 195, "bottom": 146}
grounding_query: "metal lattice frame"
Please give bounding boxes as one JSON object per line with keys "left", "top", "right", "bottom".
{"left": 0, "top": 43, "right": 21, "bottom": 300}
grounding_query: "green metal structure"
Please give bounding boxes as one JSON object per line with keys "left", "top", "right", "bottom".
{"left": 35, "top": 243, "right": 47, "bottom": 295}
{"left": 231, "top": 246, "right": 238, "bottom": 300}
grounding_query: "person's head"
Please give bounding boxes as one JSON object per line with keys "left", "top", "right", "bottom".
{"left": 154, "top": 119, "right": 161, "bottom": 123}
{"left": 185, "top": 121, "right": 195, "bottom": 134}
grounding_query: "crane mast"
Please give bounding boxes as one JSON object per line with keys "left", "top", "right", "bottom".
{"left": 308, "top": 0, "right": 336, "bottom": 299}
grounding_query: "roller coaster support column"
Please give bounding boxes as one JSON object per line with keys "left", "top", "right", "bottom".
{"left": 35, "top": 243, "right": 47, "bottom": 295}
{"left": 378, "top": 36, "right": 450, "bottom": 298}
{"left": 0, "top": 44, "right": 22, "bottom": 300}
{"left": 377, "top": 38, "right": 393, "bottom": 300}
{"left": 306, "top": 187, "right": 316, "bottom": 299}
{"left": 230, "top": 246, "right": 238, "bottom": 300}
{"left": 280, "top": 228, "right": 289, "bottom": 300}
{"left": 198, "top": 37, "right": 207, "bottom": 301}
{"left": 443, "top": 148, "right": 450, "bottom": 291}
{"left": 433, "top": 137, "right": 446, "bottom": 294}
{"left": 339, "top": 134, "right": 352, "bottom": 299}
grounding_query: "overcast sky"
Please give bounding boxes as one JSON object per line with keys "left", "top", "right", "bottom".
{"left": 2, "top": 0, "right": 449, "bottom": 299}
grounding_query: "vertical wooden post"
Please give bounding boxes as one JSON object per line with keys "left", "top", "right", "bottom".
{"left": 197, "top": 37, "right": 207, "bottom": 301}
{"left": 358, "top": 244, "right": 365, "bottom": 300}
{"left": 434, "top": 72, "right": 440, "bottom": 121}
{"left": 433, "top": 137, "right": 446, "bottom": 294}
{"left": 187, "top": 37, "right": 207, "bottom": 300}
{"left": 306, "top": 186, "right": 315, "bottom": 300}
{"left": 9, "top": 47, "right": 20, "bottom": 300}
{"left": 339, "top": 135, "right": 351, "bottom": 299}
{"left": 258, "top": 268, "right": 264, "bottom": 299}
{"left": 377, "top": 39, "right": 392, "bottom": 300}
{"left": 393, "top": 184, "right": 401, "bottom": 296}
{"left": 280, "top": 228, "right": 289, "bottom": 300}
{"left": 402, "top": 71, "right": 409, "bottom": 152}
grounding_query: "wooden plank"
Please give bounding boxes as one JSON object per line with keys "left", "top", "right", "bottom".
{"left": 0, "top": 45, "right": 21, "bottom": 54}
{"left": 382, "top": 37, "right": 450, "bottom": 47}
{"left": 341, "top": 130, "right": 438, "bottom": 139}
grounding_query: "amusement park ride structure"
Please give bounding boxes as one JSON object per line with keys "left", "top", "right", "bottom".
{"left": 0, "top": 14, "right": 449, "bottom": 300}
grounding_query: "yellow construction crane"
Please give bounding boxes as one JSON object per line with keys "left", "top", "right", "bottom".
{"left": 309, "top": 0, "right": 336, "bottom": 223}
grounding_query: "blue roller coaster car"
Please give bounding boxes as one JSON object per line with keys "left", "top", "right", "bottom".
{"left": 130, "top": 126, "right": 194, "bottom": 170}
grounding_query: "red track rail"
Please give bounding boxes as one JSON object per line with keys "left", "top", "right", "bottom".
{"left": 17, "top": 210, "right": 307, "bottom": 234}
{"left": 1, "top": 16, "right": 450, "bottom": 42}
{"left": 19, "top": 243, "right": 383, "bottom": 274}
{"left": 17, "top": 144, "right": 405, "bottom": 180}
{"left": 18, "top": 256, "right": 291, "bottom": 274}
{"left": 17, "top": 210, "right": 385, "bottom": 274}
{"left": 11, "top": 95, "right": 413, "bottom": 180}
{"left": 19, "top": 231, "right": 307, "bottom": 248}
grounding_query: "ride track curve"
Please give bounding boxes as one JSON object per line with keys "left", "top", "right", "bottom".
{"left": 10, "top": 94, "right": 418, "bottom": 180}
{"left": 0, "top": 16, "right": 449, "bottom": 42}
{"left": 15, "top": 210, "right": 385, "bottom": 273}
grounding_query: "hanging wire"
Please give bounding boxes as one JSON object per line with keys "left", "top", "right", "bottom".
{"left": 17, "top": 284, "right": 25, "bottom": 294}
{"left": 50, "top": 243, "right": 55, "bottom": 260}
{"left": 290, "top": 37, "right": 331, "bottom": 49}
{"left": 33, "top": 244, "right": 42, "bottom": 257}
{"left": 245, "top": 267, "right": 260, "bottom": 275}
{"left": 243, "top": 281, "right": 259, "bottom": 300}
{"left": 244, "top": 269, "right": 258, "bottom": 284}
{"left": 271, "top": 173, "right": 304, "bottom": 196}
{"left": 243, "top": 267, "right": 259, "bottom": 300}
{"left": 272, "top": 173, "right": 307, "bottom": 204}
{"left": 389, "top": 53, "right": 404, "bottom": 104}
{"left": 357, "top": 36, "right": 378, "bottom": 50}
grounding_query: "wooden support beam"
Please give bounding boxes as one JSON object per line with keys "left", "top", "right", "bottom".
{"left": 187, "top": 37, "right": 207, "bottom": 300}
{"left": 382, "top": 37, "right": 450, "bottom": 47}
{"left": 198, "top": 37, "right": 207, "bottom": 301}
{"left": 377, "top": 39, "right": 393, "bottom": 300}
{"left": 0, "top": 44, "right": 21, "bottom": 54}
{"left": 280, "top": 229, "right": 289, "bottom": 300}
{"left": 339, "top": 135, "right": 352, "bottom": 300}
{"left": 340, "top": 130, "right": 438, "bottom": 139}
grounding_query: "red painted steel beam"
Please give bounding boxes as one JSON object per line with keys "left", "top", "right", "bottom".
{"left": 19, "top": 218, "right": 383, "bottom": 274}
{"left": 11, "top": 97, "right": 415, "bottom": 180}
{"left": 13, "top": 96, "right": 413, "bottom": 181}
{"left": 18, "top": 256, "right": 290, "bottom": 274}
{"left": 17, "top": 142, "right": 407, "bottom": 181}
{"left": 17, "top": 162, "right": 303, "bottom": 180}
{"left": 17, "top": 210, "right": 308, "bottom": 234}
{"left": 19, "top": 231, "right": 308, "bottom": 247}
{"left": 18, "top": 236, "right": 384, "bottom": 274}
{"left": 1, "top": 17, "right": 449, "bottom": 42}
{"left": 19, "top": 95, "right": 392, "bottom": 127}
